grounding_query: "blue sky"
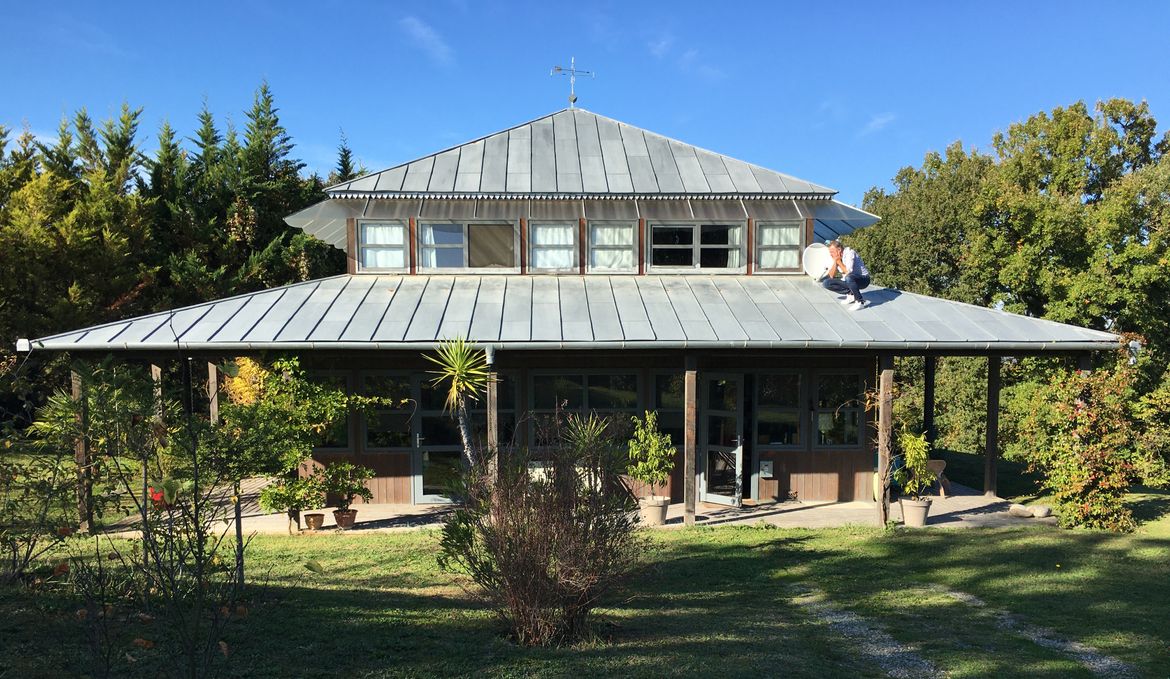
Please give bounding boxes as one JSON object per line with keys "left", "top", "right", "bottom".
{"left": 3, "top": 0, "right": 1169, "bottom": 205}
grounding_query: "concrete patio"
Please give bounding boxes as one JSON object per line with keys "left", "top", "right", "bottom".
{"left": 205, "top": 480, "right": 1053, "bottom": 535}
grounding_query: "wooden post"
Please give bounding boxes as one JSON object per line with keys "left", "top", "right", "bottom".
{"left": 923, "top": 355, "right": 937, "bottom": 450}
{"left": 984, "top": 356, "right": 1001, "bottom": 497}
{"left": 70, "top": 370, "right": 92, "bottom": 531}
{"left": 877, "top": 354, "right": 894, "bottom": 526}
{"left": 485, "top": 348, "right": 499, "bottom": 477}
{"left": 345, "top": 218, "right": 357, "bottom": 274}
{"left": 683, "top": 355, "right": 698, "bottom": 526}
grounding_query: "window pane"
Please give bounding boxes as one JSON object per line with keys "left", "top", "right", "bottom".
{"left": 362, "top": 247, "right": 405, "bottom": 269}
{"left": 532, "top": 374, "right": 584, "bottom": 410}
{"left": 706, "top": 414, "right": 738, "bottom": 447}
{"left": 422, "top": 247, "right": 464, "bottom": 268}
{"left": 758, "top": 223, "right": 800, "bottom": 246}
{"left": 421, "top": 415, "right": 462, "bottom": 447}
{"left": 652, "top": 226, "right": 693, "bottom": 245}
{"left": 817, "top": 374, "right": 863, "bottom": 410}
{"left": 655, "top": 374, "right": 685, "bottom": 410}
{"left": 362, "top": 223, "right": 405, "bottom": 245}
{"left": 652, "top": 248, "right": 694, "bottom": 267}
{"left": 707, "top": 379, "right": 737, "bottom": 411}
{"left": 588, "top": 374, "right": 638, "bottom": 410}
{"left": 468, "top": 224, "right": 515, "bottom": 268}
{"left": 311, "top": 375, "right": 349, "bottom": 448}
{"left": 700, "top": 247, "right": 740, "bottom": 268}
{"left": 759, "top": 248, "right": 799, "bottom": 269}
{"left": 422, "top": 451, "right": 461, "bottom": 497}
{"left": 531, "top": 247, "right": 576, "bottom": 269}
{"left": 421, "top": 223, "right": 464, "bottom": 245}
{"left": 366, "top": 411, "right": 411, "bottom": 448}
{"left": 758, "top": 374, "right": 800, "bottom": 408}
{"left": 530, "top": 223, "right": 576, "bottom": 245}
{"left": 658, "top": 411, "right": 684, "bottom": 446}
{"left": 757, "top": 410, "right": 800, "bottom": 446}
{"left": 817, "top": 410, "right": 860, "bottom": 446}
{"left": 707, "top": 450, "right": 737, "bottom": 495}
{"left": 363, "top": 375, "right": 411, "bottom": 402}
{"left": 591, "top": 223, "right": 634, "bottom": 246}
{"left": 590, "top": 248, "right": 634, "bottom": 270}
{"left": 700, "top": 224, "right": 740, "bottom": 245}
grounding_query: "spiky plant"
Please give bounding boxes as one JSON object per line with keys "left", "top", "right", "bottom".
{"left": 425, "top": 338, "right": 489, "bottom": 467}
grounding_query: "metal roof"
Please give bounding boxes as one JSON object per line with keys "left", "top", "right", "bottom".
{"left": 325, "top": 109, "right": 836, "bottom": 199}
{"left": 284, "top": 198, "right": 880, "bottom": 252}
{"left": 27, "top": 275, "right": 1119, "bottom": 354}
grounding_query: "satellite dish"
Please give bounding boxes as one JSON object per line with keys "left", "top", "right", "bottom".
{"left": 803, "top": 243, "right": 833, "bottom": 280}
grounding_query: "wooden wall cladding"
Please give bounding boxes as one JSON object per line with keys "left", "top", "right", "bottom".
{"left": 311, "top": 451, "right": 413, "bottom": 504}
{"left": 758, "top": 449, "right": 873, "bottom": 502}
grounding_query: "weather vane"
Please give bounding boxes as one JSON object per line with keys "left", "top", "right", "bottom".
{"left": 550, "top": 57, "right": 595, "bottom": 109}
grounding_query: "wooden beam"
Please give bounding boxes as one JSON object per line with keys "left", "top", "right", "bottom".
{"left": 486, "top": 355, "right": 499, "bottom": 454}
{"left": 408, "top": 216, "right": 418, "bottom": 274}
{"left": 683, "top": 355, "right": 698, "bottom": 526}
{"left": 746, "top": 217, "right": 755, "bottom": 275}
{"left": 876, "top": 354, "right": 894, "bottom": 526}
{"left": 985, "top": 356, "right": 1001, "bottom": 497}
{"left": 923, "top": 355, "right": 937, "bottom": 449}
{"left": 637, "top": 218, "right": 646, "bottom": 275}
{"left": 578, "top": 217, "right": 587, "bottom": 274}
{"left": 71, "top": 370, "right": 92, "bottom": 530}
{"left": 519, "top": 217, "right": 528, "bottom": 274}
{"left": 345, "top": 218, "right": 357, "bottom": 274}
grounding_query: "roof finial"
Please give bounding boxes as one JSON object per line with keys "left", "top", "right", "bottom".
{"left": 550, "top": 56, "right": 595, "bottom": 109}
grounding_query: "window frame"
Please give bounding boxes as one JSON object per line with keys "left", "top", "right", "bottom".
{"left": 528, "top": 370, "right": 643, "bottom": 447}
{"left": 754, "top": 220, "right": 804, "bottom": 274}
{"left": 586, "top": 220, "right": 639, "bottom": 273}
{"left": 646, "top": 221, "right": 747, "bottom": 273}
{"left": 356, "top": 220, "right": 410, "bottom": 273}
{"left": 416, "top": 220, "right": 521, "bottom": 273}
{"left": 527, "top": 221, "right": 580, "bottom": 273}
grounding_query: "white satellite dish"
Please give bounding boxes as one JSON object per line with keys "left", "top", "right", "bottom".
{"left": 802, "top": 242, "right": 833, "bottom": 280}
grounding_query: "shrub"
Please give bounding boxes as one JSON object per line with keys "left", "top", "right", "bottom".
{"left": 317, "top": 462, "right": 374, "bottom": 512}
{"left": 258, "top": 475, "right": 326, "bottom": 533}
{"left": 893, "top": 430, "right": 932, "bottom": 500}
{"left": 626, "top": 410, "right": 675, "bottom": 492}
{"left": 438, "top": 413, "right": 645, "bottom": 646}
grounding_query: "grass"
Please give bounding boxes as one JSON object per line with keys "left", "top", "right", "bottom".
{"left": 3, "top": 506, "right": 1169, "bottom": 679}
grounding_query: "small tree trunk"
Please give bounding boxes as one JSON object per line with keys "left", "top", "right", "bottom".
{"left": 456, "top": 401, "right": 476, "bottom": 468}
{"left": 234, "top": 480, "right": 244, "bottom": 586}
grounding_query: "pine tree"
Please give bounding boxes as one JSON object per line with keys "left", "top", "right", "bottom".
{"left": 331, "top": 132, "right": 358, "bottom": 184}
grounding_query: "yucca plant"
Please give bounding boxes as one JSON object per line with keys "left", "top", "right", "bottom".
{"left": 425, "top": 338, "right": 489, "bottom": 467}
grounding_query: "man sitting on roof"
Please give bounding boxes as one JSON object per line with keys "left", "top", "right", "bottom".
{"left": 821, "top": 240, "right": 870, "bottom": 310}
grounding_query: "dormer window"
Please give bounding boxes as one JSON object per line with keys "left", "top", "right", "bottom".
{"left": 649, "top": 223, "right": 744, "bottom": 272}
{"left": 419, "top": 222, "right": 518, "bottom": 271}
{"left": 588, "top": 222, "right": 637, "bottom": 272}
{"left": 756, "top": 221, "right": 802, "bottom": 271}
{"left": 528, "top": 223, "right": 578, "bottom": 271}
{"left": 358, "top": 221, "right": 408, "bottom": 271}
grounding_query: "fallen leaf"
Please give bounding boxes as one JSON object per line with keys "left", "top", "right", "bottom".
{"left": 304, "top": 559, "right": 325, "bottom": 574}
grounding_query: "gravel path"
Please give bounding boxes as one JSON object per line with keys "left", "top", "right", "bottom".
{"left": 926, "top": 585, "right": 1136, "bottom": 678}
{"left": 790, "top": 584, "right": 942, "bottom": 679}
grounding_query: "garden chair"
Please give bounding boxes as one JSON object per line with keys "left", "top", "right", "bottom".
{"left": 926, "top": 459, "right": 950, "bottom": 498}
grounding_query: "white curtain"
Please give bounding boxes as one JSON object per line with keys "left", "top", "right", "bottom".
{"left": 362, "top": 223, "right": 405, "bottom": 245}
{"left": 532, "top": 248, "right": 576, "bottom": 269}
{"left": 590, "top": 223, "right": 634, "bottom": 246}
{"left": 759, "top": 248, "right": 798, "bottom": 269}
{"left": 589, "top": 223, "right": 635, "bottom": 270}
{"left": 362, "top": 247, "right": 406, "bottom": 269}
{"left": 420, "top": 223, "right": 463, "bottom": 245}
{"left": 758, "top": 223, "right": 799, "bottom": 246}
{"left": 530, "top": 223, "right": 576, "bottom": 246}
{"left": 530, "top": 224, "right": 575, "bottom": 269}
{"left": 590, "top": 249, "right": 635, "bottom": 270}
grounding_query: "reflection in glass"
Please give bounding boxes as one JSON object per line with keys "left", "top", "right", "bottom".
{"left": 706, "top": 450, "right": 737, "bottom": 496}
{"left": 758, "top": 374, "right": 800, "bottom": 408}
{"left": 707, "top": 415, "right": 738, "bottom": 447}
{"left": 588, "top": 374, "right": 637, "bottom": 409}
{"left": 757, "top": 411, "right": 800, "bottom": 446}
{"left": 532, "top": 375, "right": 584, "bottom": 410}
{"left": 422, "top": 451, "right": 462, "bottom": 497}
{"left": 707, "top": 379, "right": 738, "bottom": 411}
{"left": 817, "top": 410, "right": 860, "bottom": 446}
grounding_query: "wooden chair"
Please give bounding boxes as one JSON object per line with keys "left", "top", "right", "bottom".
{"left": 926, "top": 459, "right": 950, "bottom": 498}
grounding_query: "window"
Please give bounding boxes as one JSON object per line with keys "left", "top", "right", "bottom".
{"left": 756, "top": 221, "right": 802, "bottom": 271}
{"left": 358, "top": 221, "right": 408, "bottom": 271}
{"left": 362, "top": 374, "right": 413, "bottom": 449}
{"left": 652, "top": 373, "right": 685, "bottom": 445}
{"left": 755, "top": 373, "right": 802, "bottom": 447}
{"left": 419, "top": 223, "right": 516, "bottom": 270}
{"left": 588, "top": 222, "right": 637, "bottom": 271}
{"left": 530, "top": 372, "right": 640, "bottom": 446}
{"left": 528, "top": 223, "right": 577, "bottom": 271}
{"left": 814, "top": 373, "right": 864, "bottom": 447}
{"left": 649, "top": 223, "right": 743, "bottom": 270}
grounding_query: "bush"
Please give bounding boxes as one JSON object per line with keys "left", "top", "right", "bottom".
{"left": 626, "top": 410, "right": 675, "bottom": 492}
{"left": 893, "top": 430, "right": 933, "bottom": 500}
{"left": 316, "top": 462, "right": 374, "bottom": 512}
{"left": 438, "top": 414, "right": 646, "bottom": 646}
{"left": 259, "top": 475, "right": 326, "bottom": 533}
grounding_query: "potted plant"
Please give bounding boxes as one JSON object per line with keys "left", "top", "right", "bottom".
{"left": 893, "top": 430, "right": 933, "bottom": 527}
{"left": 626, "top": 411, "right": 676, "bottom": 526}
{"left": 318, "top": 462, "right": 374, "bottom": 530}
{"left": 259, "top": 475, "right": 325, "bottom": 534}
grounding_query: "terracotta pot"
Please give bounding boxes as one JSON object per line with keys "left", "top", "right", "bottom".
{"left": 638, "top": 496, "right": 670, "bottom": 526}
{"left": 900, "top": 498, "right": 931, "bottom": 528}
{"left": 304, "top": 513, "right": 325, "bottom": 531}
{"left": 333, "top": 509, "right": 357, "bottom": 530}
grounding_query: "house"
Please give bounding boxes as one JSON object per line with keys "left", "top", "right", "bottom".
{"left": 21, "top": 108, "right": 1120, "bottom": 523}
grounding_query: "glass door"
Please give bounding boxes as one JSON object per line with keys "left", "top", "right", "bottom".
{"left": 413, "top": 377, "right": 464, "bottom": 503}
{"left": 700, "top": 374, "right": 744, "bottom": 506}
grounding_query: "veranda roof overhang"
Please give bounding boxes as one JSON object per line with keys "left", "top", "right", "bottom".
{"left": 21, "top": 275, "right": 1120, "bottom": 356}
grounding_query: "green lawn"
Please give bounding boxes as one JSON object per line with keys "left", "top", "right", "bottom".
{"left": 3, "top": 505, "right": 1169, "bottom": 679}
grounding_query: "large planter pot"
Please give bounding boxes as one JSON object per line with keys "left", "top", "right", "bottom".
{"left": 303, "top": 513, "right": 325, "bottom": 531}
{"left": 900, "top": 498, "right": 932, "bottom": 528}
{"left": 333, "top": 509, "right": 357, "bottom": 530}
{"left": 638, "top": 496, "right": 670, "bottom": 526}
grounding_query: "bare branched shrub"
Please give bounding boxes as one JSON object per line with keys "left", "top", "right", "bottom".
{"left": 438, "top": 413, "right": 647, "bottom": 646}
